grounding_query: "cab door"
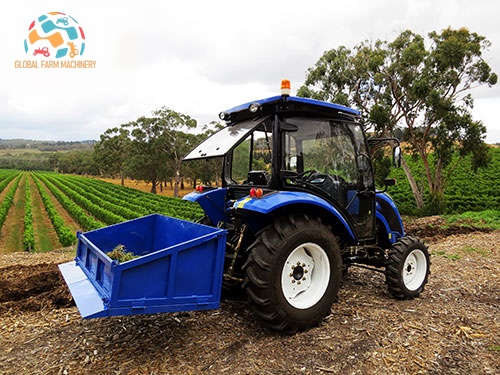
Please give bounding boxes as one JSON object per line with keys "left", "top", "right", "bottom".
{"left": 282, "top": 118, "right": 376, "bottom": 240}
{"left": 344, "top": 124, "right": 376, "bottom": 239}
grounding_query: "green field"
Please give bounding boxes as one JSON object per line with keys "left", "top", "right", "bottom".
{"left": 0, "top": 171, "right": 203, "bottom": 253}
{"left": 1, "top": 145, "right": 500, "bottom": 254}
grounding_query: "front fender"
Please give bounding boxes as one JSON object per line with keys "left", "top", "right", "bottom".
{"left": 233, "top": 191, "right": 356, "bottom": 241}
{"left": 376, "top": 192, "right": 405, "bottom": 244}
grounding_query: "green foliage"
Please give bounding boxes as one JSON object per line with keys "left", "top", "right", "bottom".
{"left": 106, "top": 245, "right": 139, "bottom": 263}
{"left": 0, "top": 173, "right": 21, "bottom": 230}
{"left": 388, "top": 148, "right": 500, "bottom": 215}
{"left": 23, "top": 178, "right": 35, "bottom": 252}
{"left": 34, "top": 172, "right": 204, "bottom": 225}
{"left": 35, "top": 173, "right": 105, "bottom": 231}
{"left": 444, "top": 210, "right": 500, "bottom": 230}
{"left": 32, "top": 175, "right": 77, "bottom": 246}
{"left": 122, "top": 108, "right": 198, "bottom": 196}
{"left": 299, "top": 27, "right": 497, "bottom": 213}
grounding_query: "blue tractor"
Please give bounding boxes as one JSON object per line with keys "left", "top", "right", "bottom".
{"left": 182, "top": 80, "right": 430, "bottom": 332}
{"left": 59, "top": 81, "right": 430, "bottom": 334}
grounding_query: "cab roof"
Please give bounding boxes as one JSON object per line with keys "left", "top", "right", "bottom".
{"left": 220, "top": 95, "right": 360, "bottom": 124}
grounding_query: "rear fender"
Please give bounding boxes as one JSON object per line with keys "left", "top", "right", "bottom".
{"left": 183, "top": 188, "right": 228, "bottom": 225}
{"left": 233, "top": 191, "right": 357, "bottom": 242}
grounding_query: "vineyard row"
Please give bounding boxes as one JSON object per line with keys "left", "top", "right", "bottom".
{"left": 0, "top": 171, "right": 203, "bottom": 252}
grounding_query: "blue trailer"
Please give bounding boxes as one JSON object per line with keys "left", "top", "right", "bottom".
{"left": 60, "top": 80, "right": 430, "bottom": 333}
{"left": 59, "top": 214, "right": 227, "bottom": 318}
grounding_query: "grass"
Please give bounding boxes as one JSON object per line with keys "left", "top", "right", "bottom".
{"left": 460, "top": 245, "right": 490, "bottom": 257}
{"left": 443, "top": 210, "right": 500, "bottom": 230}
{"left": 433, "top": 250, "right": 461, "bottom": 261}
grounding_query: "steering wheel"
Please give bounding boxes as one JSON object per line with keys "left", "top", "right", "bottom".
{"left": 296, "top": 169, "right": 320, "bottom": 182}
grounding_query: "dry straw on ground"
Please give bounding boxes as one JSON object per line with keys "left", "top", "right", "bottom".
{"left": 0, "top": 221, "right": 498, "bottom": 374}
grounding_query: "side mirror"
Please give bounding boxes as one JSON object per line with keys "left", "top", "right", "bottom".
{"left": 382, "top": 178, "right": 397, "bottom": 192}
{"left": 384, "top": 178, "right": 397, "bottom": 187}
{"left": 393, "top": 146, "right": 402, "bottom": 168}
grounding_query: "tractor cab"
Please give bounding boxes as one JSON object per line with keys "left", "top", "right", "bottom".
{"left": 184, "top": 81, "right": 386, "bottom": 241}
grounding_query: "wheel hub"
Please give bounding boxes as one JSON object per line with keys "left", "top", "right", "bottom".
{"left": 292, "top": 264, "right": 305, "bottom": 280}
{"left": 281, "top": 243, "right": 330, "bottom": 309}
{"left": 285, "top": 259, "right": 312, "bottom": 295}
{"left": 402, "top": 249, "right": 427, "bottom": 291}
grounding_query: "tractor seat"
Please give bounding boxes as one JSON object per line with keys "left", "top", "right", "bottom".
{"left": 311, "top": 174, "right": 347, "bottom": 206}
{"left": 245, "top": 170, "right": 270, "bottom": 185}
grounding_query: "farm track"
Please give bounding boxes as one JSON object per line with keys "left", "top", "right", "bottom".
{"left": 28, "top": 174, "right": 61, "bottom": 252}
{"left": 0, "top": 174, "right": 25, "bottom": 254}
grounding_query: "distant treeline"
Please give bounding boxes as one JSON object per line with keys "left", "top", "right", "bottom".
{"left": 0, "top": 139, "right": 95, "bottom": 151}
{"left": 0, "top": 139, "right": 95, "bottom": 171}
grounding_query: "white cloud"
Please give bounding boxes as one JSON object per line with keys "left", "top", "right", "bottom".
{"left": 0, "top": 0, "right": 499, "bottom": 142}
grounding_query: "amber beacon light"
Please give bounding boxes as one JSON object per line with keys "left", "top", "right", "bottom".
{"left": 281, "top": 79, "right": 291, "bottom": 96}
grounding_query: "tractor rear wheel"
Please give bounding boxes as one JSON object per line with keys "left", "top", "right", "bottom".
{"left": 243, "top": 214, "right": 341, "bottom": 333}
{"left": 385, "top": 236, "right": 430, "bottom": 299}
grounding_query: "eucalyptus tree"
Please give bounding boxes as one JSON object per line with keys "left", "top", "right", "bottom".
{"left": 152, "top": 107, "right": 197, "bottom": 197}
{"left": 299, "top": 27, "right": 497, "bottom": 212}
{"left": 94, "top": 126, "right": 131, "bottom": 185}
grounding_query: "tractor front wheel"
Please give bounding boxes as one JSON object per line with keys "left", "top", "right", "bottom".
{"left": 243, "top": 214, "right": 341, "bottom": 333}
{"left": 385, "top": 236, "right": 430, "bottom": 299}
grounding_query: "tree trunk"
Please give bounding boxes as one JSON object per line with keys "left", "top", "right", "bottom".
{"left": 429, "top": 156, "right": 445, "bottom": 213}
{"left": 401, "top": 156, "right": 424, "bottom": 210}
{"left": 150, "top": 179, "right": 157, "bottom": 194}
{"left": 173, "top": 171, "right": 180, "bottom": 198}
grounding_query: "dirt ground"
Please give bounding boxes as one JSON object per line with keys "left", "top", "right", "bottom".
{"left": 0, "top": 220, "right": 498, "bottom": 375}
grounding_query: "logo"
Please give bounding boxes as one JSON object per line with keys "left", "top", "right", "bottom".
{"left": 15, "top": 11, "right": 96, "bottom": 69}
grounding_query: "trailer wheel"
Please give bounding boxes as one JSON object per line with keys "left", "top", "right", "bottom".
{"left": 243, "top": 214, "right": 341, "bottom": 333}
{"left": 385, "top": 236, "right": 430, "bottom": 299}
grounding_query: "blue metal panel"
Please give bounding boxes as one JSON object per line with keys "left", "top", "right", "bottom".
{"left": 59, "top": 214, "right": 227, "bottom": 319}
{"left": 224, "top": 95, "right": 360, "bottom": 117}
{"left": 183, "top": 188, "right": 228, "bottom": 224}
{"left": 233, "top": 191, "right": 356, "bottom": 241}
{"left": 375, "top": 192, "right": 405, "bottom": 236}
{"left": 376, "top": 211, "right": 401, "bottom": 245}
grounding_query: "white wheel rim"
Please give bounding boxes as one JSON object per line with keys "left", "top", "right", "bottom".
{"left": 281, "top": 242, "right": 330, "bottom": 309}
{"left": 402, "top": 249, "right": 427, "bottom": 291}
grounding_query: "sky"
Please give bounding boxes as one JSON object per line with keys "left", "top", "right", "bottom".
{"left": 1, "top": 0, "right": 499, "bottom": 143}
